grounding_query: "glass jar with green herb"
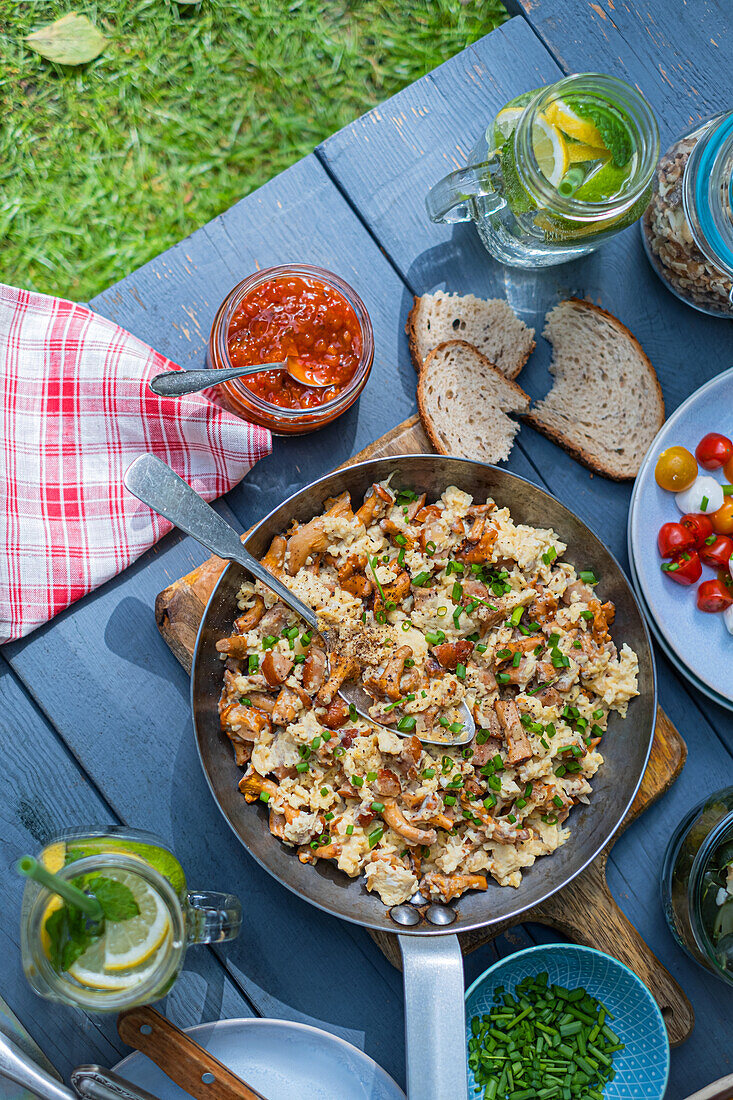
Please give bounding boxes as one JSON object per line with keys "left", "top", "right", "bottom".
{"left": 19, "top": 827, "right": 242, "bottom": 1012}
{"left": 661, "top": 787, "right": 733, "bottom": 984}
{"left": 426, "top": 73, "right": 659, "bottom": 268}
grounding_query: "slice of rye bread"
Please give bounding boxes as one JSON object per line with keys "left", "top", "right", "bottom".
{"left": 523, "top": 299, "right": 665, "bottom": 481}
{"left": 417, "top": 340, "right": 531, "bottom": 464}
{"left": 406, "top": 292, "right": 535, "bottom": 380}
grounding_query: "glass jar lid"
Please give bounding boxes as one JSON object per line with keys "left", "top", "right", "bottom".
{"left": 685, "top": 110, "right": 733, "bottom": 280}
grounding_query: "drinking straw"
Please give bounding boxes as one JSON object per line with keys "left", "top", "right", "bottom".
{"left": 17, "top": 855, "right": 104, "bottom": 921}
{"left": 557, "top": 166, "right": 588, "bottom": 198}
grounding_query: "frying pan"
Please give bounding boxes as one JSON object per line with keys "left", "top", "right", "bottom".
{"left": 191, "top": 456, "right": 656, "bottom": 1100}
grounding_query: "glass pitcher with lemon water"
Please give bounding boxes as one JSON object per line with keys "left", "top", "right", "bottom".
{"left": 20, "top": 828, "right": 242, "bottom": 1012}
{"left": 426, "top": 73, "right": 659, "bottom": 268}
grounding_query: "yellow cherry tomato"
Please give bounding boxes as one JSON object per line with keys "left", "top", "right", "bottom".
{"left": 711, "top": 499, "right": 733, "bottom": 535}
{"left": 654, "top": 446, "right": 698, "bottom": 492}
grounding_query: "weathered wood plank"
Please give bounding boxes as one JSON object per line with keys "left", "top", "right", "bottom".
{"left": 514, "top": 0, "right": 731, "bottom": 142}
{"left": 0, "top": 658, "right": 257, "bottom": 1080}
{"left": 2, "top": 527, "right": 407, "bottom": 1085}
{"left": 315, "top": 15, "right": 733, "bottom": 1096}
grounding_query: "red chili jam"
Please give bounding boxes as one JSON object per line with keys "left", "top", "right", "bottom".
{"left": 226, "top": 275, "right": 362, "bottom": 409}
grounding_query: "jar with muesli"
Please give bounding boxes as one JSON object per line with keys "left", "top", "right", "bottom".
{"left": 642, "top": 111, "right": 733, "bottom": 318}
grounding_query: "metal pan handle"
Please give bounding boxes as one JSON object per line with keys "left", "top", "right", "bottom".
{"left": 398, "top": 934, "right": 467, "bottom": 1100}
{"left": 123, "top": 454, "right": 318, "bottom": 632}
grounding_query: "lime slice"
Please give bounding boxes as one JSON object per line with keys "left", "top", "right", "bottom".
{"left": 544, "top": 99, "right": 604, "bottom": 147}
{"left": 532, "top": 116, "right": 568, "bottom": 188}
{"left": 574, "top": 160, "right": 632, "bottom": 203}
{"left": 60, "top": 838, "right": 186, "bottom": 897}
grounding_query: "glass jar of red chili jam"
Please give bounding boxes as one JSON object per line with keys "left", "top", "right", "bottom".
{"left": 207, "top": 264, "right": 374, "bottom": 435}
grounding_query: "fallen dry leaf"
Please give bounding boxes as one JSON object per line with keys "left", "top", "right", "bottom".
{"left": 25, "top": 13, "right": 107, "bottom": 66}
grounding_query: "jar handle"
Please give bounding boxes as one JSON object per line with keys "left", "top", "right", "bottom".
{"left": 425, "top": 161, "right": 504, "bottom": 224}
{"left": 185, "top": 891, "right": 242, "bottom": 945}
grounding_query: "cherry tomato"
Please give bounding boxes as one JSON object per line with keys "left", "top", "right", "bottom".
{"left": 723, "top": 453, "right": 733, "bottom": 483}
{"left": 697, "top": 577, "right": 733, "bottom": 612}
{"left": 680, "top": 513, "right": 714, "bottom": 548}
{"left": 695, "top": 432, "right": 733, "bottom": 471}
{"left": 661, "top": 549, "right": 702, "bottom": 585}
{"left": 654, "top": 446, "right": 698, "bottom": 492}
{"left": 699, "top": 534, "right": 733, "bottom": 569}
{"left": 657, "top": 522, "right": 695, "bottom": 558}
{"left": 711, "top": 498, "right": 733, "bottom": 535}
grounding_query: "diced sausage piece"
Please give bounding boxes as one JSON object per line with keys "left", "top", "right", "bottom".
{"left": 259, "top": 603, "right": 291, "bottom": 635}
{"left": 377, "top": 767, "right": 401, "bottom": 798}
{"left": 471, "top": 737, "right": 502, "bottom": 766}
{"left": 302, "top": 646, "right": 327, "bottom": 693}
{"left": 562, "top": 579, "right": 595, "bottom": 605}
{"left": 272, "top": 687, "right": 301, "bottom": 726}
{"left": 494, "top": 699, "right": 532, "bottom": 765}
{"left": 433, "top": 638, "right": 474, "bottom": 671}
{"left": 261, "top": 650, "right": 295, "bottom": 688}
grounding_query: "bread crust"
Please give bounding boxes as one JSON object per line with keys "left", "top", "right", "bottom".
{"left": 405, "top": 293, "right": 535, "bottom": 378}
{"left": 417, "top": 339, "right": 530, "bottom": 458}
{"left": 523, "top": 298, "right": 665, "bottom": 481}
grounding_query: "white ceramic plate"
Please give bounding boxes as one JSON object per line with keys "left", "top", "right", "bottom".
{"left": 628, "top": 367, "right": 733, "bottom": 707}
{"left": 627, "top": 548, "right": 732, "bottom": 710}
{"left": 113, "top": 1018, "right": 406, "bottom": 1100}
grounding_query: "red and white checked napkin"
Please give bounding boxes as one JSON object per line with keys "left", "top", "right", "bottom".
{"left": 0, "top": 283, "right": 272, "bottom": 644}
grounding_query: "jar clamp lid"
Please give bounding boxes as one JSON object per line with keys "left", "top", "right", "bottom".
{"left": 686, "top": 110, "right": 733, "bottom": 285}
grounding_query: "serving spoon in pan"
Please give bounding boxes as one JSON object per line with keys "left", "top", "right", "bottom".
{"left": 124, "top": 454, "right": 475, "bottom": 747}
{"left": 149, "top": 358, "right": 331, "bottom": 397}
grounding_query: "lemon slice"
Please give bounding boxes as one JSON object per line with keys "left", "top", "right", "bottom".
{"left": 544, "top": 99, "right": 604, "bottom": 147}
{"left": 103, "top": 873, "right": 170, "bottom": 971}
{"left": 566, "top": 142, "right": 610, "bottom": 165}
{"left": 532, "top": 116, "right": 568, "bottom": 188}
{"left": 494, "top": 105, "right": 525, "bottom": 142}
{"left": 68, "top": 943, "right": 161, "bottom": 990}
{"left": 42, "top": 842, "right": 66, "bottom": 874}
{"left": 66, "top": 871, "right": 171, "bottom": 987}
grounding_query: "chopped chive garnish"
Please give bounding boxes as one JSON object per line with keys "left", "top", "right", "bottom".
{"left": 701, "top": 496, "right": 709, "bottom": 511}
{"left": 579, "top": 570, "right": 597, "bottom": 584}
{"left": 412, "top": 571, "right": 431, "bottom": 586}
{"left": 456, "top": 662, "right": 466, "bottom": 680}
{"left": 259, "top": 791, "right": 270, "bottom": 803}
{"left": 397, "top": 715, "right": 417, "bottom": 731}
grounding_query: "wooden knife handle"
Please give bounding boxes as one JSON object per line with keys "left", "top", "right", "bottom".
{"left": 683, "top": 1074, "right": 733, "bottom": 1100}
{"left": 117, "top": 1007, "right": 267, "bottom": 1100}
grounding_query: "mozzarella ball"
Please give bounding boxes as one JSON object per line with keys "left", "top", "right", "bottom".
{"left": 675, "top": 475, "right": 725, "bottom": 516}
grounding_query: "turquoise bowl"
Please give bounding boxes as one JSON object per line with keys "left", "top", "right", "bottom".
{"left": 465, "top": 944, "right": 670, "bottom": 1100}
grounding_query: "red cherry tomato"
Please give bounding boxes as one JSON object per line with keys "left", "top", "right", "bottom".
{"left": 657, "top": 521, "right": 695, "bottom": 558}
{"left": 680, "top": 513, "right": 714, "bottom": 548}
{"left": 697, "top": 577, "right": 733, "bottom": 612}
{"left": 661, "top": 550, "right": 702, "bottom": 585}
{"left": 723, "top": 453, "right": 733, "bottom": 483}
{"left": 699, "top": 534, "right": 733, "bottom": 569}
{"left": 711, "top": 499, "right": 733, "bottom": 535}
{"left": 695, "top": 433, "right": 733, "bottom": 470}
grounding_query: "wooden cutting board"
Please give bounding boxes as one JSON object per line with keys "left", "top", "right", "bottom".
{"left": 155, "top": 414, "right": 693, "bottom": 1045}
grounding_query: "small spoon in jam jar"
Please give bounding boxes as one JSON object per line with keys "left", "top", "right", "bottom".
{"left": 149, "top": 357, "right": 331, "bottom": 397}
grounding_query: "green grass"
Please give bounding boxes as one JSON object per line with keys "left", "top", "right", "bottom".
{"left": 0, "top": 0, "right": 507, "bottom": 302}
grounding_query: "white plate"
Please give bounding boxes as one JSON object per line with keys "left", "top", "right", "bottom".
{"left": 627, "top": 546, "right": 732, "bottom": 711}
{"left": 628, "top": 367, "right": 733, "bottom": 706}
{"left": 113, "top": 1018, "right": 406, "bottom": 1100}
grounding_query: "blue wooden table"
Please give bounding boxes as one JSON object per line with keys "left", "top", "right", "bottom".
{"left": 3, "top": 3, "right": 732, "bottom": 1097}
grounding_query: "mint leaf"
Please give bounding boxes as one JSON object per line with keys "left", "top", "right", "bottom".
{"left": 44, "top": 904, "right": 101, "bottom": 972}
{"left": 64, "top": 847, "right": 87, "bottom": 865}
{"left": 570, "top": 100, "right": 633, "bottom": 167}
{"left": 85, "top": 876, "right": 139, "bottom": 922}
